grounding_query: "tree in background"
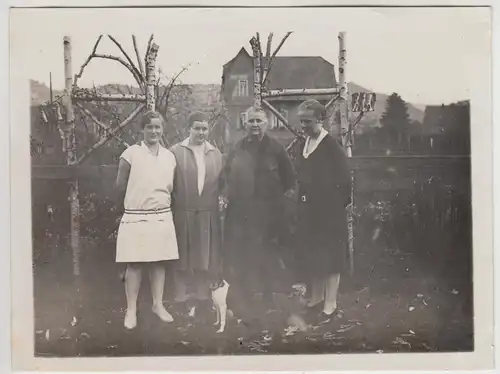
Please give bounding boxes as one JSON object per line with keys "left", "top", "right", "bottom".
{"left": 441, "top": 101, "right": 470, "bottom": 155}
{"left": 380, "top": 93, "right": 411, "bottom": 150}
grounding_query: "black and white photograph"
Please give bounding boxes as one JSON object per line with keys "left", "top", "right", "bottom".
{"left": 9, "top": 3, "right": 494, "bottom": 372}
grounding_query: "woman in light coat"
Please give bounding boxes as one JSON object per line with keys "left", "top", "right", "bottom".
{"left": 170, "top": 111, "right": 223, "bottom": 320}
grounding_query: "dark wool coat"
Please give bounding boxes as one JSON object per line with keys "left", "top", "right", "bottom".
{"left": 221, "top": 134, "right": 296, "bottom": 284}
{"left": 170, "top": 140, "right": 223, "bottom": 275}
{"left": 295, "top": 133, "right": 351, "bottom": 280}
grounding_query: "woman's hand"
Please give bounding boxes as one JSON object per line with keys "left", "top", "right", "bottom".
{"left": 218, "top": 195, "right": 228, "bottom": 212}
{"left": 284, "top": 188, "right": 297, "bottom": 202}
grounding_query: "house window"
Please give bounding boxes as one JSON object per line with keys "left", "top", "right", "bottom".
{"left": 271, "top": 109, "right": 288, "bottom": 130}
{"left": 238, "top": 112, "right": 246, "bottom": 130}
{"left": 236, "top": 80, "right": 248, "bottom": 97}
{"left": 278, "top": 109, "right": 288, "bottom": 129}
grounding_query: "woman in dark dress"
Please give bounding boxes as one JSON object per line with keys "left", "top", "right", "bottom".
{"left": 295, "top": 99, "right": 351, "bottom": 325}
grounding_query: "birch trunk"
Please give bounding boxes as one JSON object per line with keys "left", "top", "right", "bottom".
{"left": 338, "top": 32, "right": 355, "bottom": 276}
{"left": 63, "top": 36, "right": 81, "bottom": 277}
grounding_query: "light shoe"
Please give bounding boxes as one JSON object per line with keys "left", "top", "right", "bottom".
{"left": 124, "top": 311, "right": 137, "bottom": 330}
{"left": 152, "top": 304, "right": 174, "bottom": 323}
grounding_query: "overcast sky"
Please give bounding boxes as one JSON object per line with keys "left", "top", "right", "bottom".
{"left": 11, "top": 6, "right": 490, "bottom": 105}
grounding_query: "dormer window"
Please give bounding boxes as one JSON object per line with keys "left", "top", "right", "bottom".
{"left": 236, "top": 79, "right": 248, "bottom": 97}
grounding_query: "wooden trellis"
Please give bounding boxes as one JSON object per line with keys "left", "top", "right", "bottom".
{"left": 248, "top": 31, "right": 376, "bottom": 275}
{"left": 40, "top": 35, "right": 161, "bottom": 277}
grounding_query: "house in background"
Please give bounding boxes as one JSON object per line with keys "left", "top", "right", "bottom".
{"left": 221, "top": 47, "right": 337, "bottom": 144}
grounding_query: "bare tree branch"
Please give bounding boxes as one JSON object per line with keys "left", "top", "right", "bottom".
{"left": 75, "top": 102, "right": 130, "bottom": 147}
{"left": 108, "top": 35, "right": 144, "bottom": 88}
{"left": 145, "top": 34, "right": 154, "bottom": 71}
{"left": 256, "top": 32, "right": 264, "bottom": 82}
{"left": 263, "top": 33, "right": 274, "bottom": 82}
{"left": 73, "top": 35, "right": 103, "bottom": 88}
{"left": 265, "top": 32, "right": 273, "bottom": 59}
{"left": 132, "top": 35, "right": 145, "bottom": 77}
{"left": 73, "top": 88, "right": 147, "bottom": 103}
{"left": 156, "top": 64, "right": 191, "bottom": 114}
{"left": 262, "top": 31, "right": 293, "bottom": 85}
{"left": 77, "top": 103, "right": 145, "bottom": 164}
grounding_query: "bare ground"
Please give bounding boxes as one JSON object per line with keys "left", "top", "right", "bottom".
{"left": 33, "top": 230, "right": 473, "bottom": 357}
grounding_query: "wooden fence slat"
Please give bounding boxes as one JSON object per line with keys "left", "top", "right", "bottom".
{"left": 31, "top": 156, "right": 471, "bottom": 192}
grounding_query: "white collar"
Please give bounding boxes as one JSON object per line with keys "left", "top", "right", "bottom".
{"left": 180, "top": 137, "right": 215, "bottom": 153}
{"left": 141, "top": 141, "right": 161, "bottom": 154}
{"left": 303, "top": 128, "right": 328, "bottom": 159}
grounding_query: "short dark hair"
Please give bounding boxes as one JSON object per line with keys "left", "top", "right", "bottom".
{"left": 297, "top": 99, "right": 326, "bottom": 121}
{"left": 187, "top": 111, "right": 208, "bottom": 128}
{"left": 140, "top": 111, "right": 164, "bottom": 129}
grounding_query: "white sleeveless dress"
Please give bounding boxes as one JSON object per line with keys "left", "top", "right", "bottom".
{"left": 116, "top": 142, "right": 179, "bottom": 263}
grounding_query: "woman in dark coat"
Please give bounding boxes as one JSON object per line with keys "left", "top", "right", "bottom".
{"left": 294, "top": 99, "right": 351, "bottom": 325}
{"left": 221, "top": 106, "right": 295, "bottom": 326}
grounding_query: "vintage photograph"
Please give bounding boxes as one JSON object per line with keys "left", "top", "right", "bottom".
{"left": 11, "top": 5, "right": 492, "bottom": 364}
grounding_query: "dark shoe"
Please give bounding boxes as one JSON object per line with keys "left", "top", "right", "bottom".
{"left": 305, "top": 302, "right": 323, "bottom": 314}
{"left": 312, "top": 309, "right": 344, "bottom": 327}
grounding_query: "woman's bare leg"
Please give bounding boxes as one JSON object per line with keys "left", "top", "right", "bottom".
{"left": 306, "top": 277, "right": 325, "bottom": 308}
{"left": 149, "top": 262, "right": 174, "bottom": 323}
{"left": 323, "top": 273, "right": 341, "bottom": 315}
{"left": 124, "top": 263, "right": 142, "bottom": 329}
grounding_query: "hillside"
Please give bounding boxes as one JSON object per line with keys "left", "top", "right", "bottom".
{"left": 30, "top": 80, "right": 424, "bottom": 127}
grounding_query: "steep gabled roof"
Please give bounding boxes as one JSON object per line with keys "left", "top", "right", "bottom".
{"left": 222, "top": 48, "right": 337, "bottom": 89}
{"left": 222, "top": 47, "right": 251, "bottom": 69}
{"left": 264, "top": 56, "right": 336, "bottom": 89}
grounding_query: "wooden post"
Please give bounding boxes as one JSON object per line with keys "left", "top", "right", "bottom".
{"left": 338, "top": 32, "right": 355, "bottom": 276}
{"left": 63, "top": 36, "right": 81, "bottom": 276}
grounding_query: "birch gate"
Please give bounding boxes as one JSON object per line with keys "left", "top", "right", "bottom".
{"left": 249, "top": 31, "right": 376, "bottom": 275}
{"left": 43, "top": 35, "right": 161, "bottom": 278}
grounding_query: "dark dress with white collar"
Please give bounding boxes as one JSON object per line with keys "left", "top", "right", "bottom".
{"left": 295, "top": 133, "right": 351, "bottom": 281}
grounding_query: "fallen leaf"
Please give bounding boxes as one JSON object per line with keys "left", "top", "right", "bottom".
{"left": 409, "top": 329, "right": 415, "bottom": 335}
{"left": 188, "top": 307, "right": 196, "bottom": 317}
{"left": 422, "top": 342, "right": 432, "bottom": 350}
{"left": 71, "top": 316, "right": 77, "bottom": 327}
{"left": 423, "top": 300, "right": 428, "bottom": 306}
{"left": 451, "top": 289, "right": 459, "bottom": 295}
{"left": 323, "top": 332, "right": 336, "bottom": 339}
{"left": 45, "top": 330, "right": 50, "bottom": 341}
{"left": 392, "top": 337, "right": 412, "bottom": 348}
{"left": 408, "top": 306, "right": 416, "bottom": 312}
{"left": 287, "top": 314, "right": 307, "bottom": 331}
{"left": 337, "top": 325, "right": 355, "bottom": 333}
{"left": 365, "top": 303, "right": 371, "bottom": 309}
{"left": 376, "top": 349, "right": 384, "bottom": 353}
{"left": 417, "top": 294, "right": 424, "bottom": 298}
{"left": 179, "top": 341, "right": 190, "bottom": 346}
{"left": 80, "top": 332, "right": 90, "bottom": 339}
{"left": 284, "top": 326, "right": 298, "bottom": 336}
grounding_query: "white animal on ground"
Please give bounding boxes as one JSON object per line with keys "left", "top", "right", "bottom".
{"left": 210, "top": 279, "right": 230, "bottom": 333}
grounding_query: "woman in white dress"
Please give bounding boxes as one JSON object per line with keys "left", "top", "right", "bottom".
{"left": 115, "top": 111, "right": 179, "bottom": 330}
